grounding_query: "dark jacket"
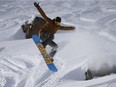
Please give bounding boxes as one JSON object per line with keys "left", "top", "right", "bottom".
{"left": 35, "top": 5, "right": 75, "bottom": 35}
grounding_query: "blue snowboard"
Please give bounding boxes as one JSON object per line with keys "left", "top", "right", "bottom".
{"left": 32, "top": 35, "right": 58, "bottom": 72}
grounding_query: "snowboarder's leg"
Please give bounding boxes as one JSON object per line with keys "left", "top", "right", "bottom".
{"left": 48, "top": 41, "right": 58, "bottom": 59}
{"left": 40, "top": 33, "right": 54, "bottom": 48}
{"left": 40, "top": 33, "right": 57, "bottom": 62}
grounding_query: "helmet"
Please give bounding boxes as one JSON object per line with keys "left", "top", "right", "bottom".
{"left": 54, "top": 17, "right": 61, "bottom": 22}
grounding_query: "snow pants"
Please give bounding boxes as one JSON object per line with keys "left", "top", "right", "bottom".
{"left": 40, "top": 33, "right": 58, "bottom": 58}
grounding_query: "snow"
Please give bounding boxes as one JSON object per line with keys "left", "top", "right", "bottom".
{"left": 0, "top": 0, "right": 116, "bottom": 87}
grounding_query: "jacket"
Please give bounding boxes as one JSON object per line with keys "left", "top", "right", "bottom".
{"left": 36, "top": 5, "right": 75, "bottom": 35}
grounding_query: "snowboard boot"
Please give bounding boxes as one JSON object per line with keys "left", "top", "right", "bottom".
{"left": 50, "top": 58, "right": 54, "bottom": 62}
{"left": 49, "top": 50, "right": 57, "bottom": 63}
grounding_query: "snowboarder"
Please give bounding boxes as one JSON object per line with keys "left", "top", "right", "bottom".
{"left": 34, "top": 2, "right": 75, "bottom": 61}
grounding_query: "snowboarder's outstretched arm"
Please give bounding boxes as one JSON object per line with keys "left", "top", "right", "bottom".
{"left": 59, "top": 26, "right": 75, "bottom": 30}
{"left": 34, "top": 2, "right": 51, "bottom": 22}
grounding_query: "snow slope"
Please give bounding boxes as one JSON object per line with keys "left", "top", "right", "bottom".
{"left": 0, "top": 0, "right": 116, "bottom": 87}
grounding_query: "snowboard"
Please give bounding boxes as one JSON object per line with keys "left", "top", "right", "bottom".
{"left": 32, "top": 34, "right": 58, "bottom": 72}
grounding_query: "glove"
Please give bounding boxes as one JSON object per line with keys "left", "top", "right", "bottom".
{"left": 72, "top": 26, "right": 75, "bottom": 30}
{"left": 34, "top": 2, "right": 39, "bottom": 7}
{"left": 73, "top": 26, "right": 75, "bottom": 29}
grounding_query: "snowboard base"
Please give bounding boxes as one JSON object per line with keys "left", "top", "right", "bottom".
{"left": 32, "top": 35, "right": 58, "bottom": 72}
